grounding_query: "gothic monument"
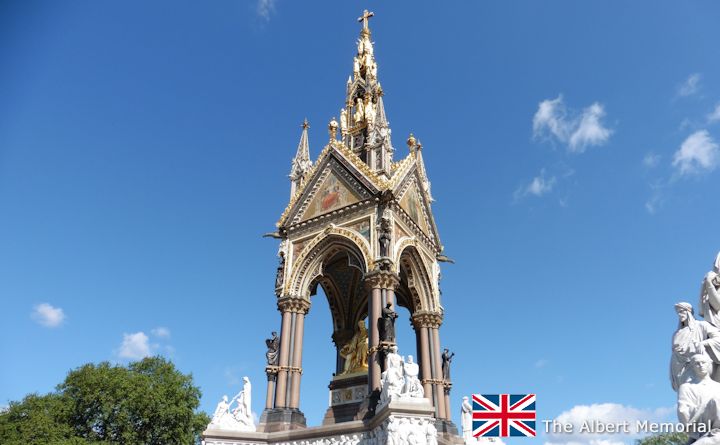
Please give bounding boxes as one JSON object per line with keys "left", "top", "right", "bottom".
{"left": 203, "top": 10, "right": 462, "bottom": 445}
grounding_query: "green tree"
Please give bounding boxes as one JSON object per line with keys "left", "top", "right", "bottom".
{"left": 636, "top": 432, "right": 688, "bottom": 445}
{"left": 0, "top": 357, "right": 209, "bottom": 445}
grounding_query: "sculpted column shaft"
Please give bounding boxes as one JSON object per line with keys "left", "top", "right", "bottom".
{"left": 265, "top": 374, "right": 275, "bottom": 409}
{"left": 418, "top": 326, "right": 433, "bottom": 399}
{"left": 289, "top": 308, "right": 306, "bottom": 408}
{"left": 444, "top": 386, "right": 452, "bottom": 420}
{"left": 369, "top": 286, "right": 382, "bottom": 391}
{"left": 274, "top": 309, "right": 293, "bottom": 408}
{"left": 431, "top": 327, "right": 447, "bottom": 419}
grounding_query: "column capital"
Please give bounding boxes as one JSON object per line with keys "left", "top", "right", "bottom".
{"left": 277, "top": 295, "right": 310, "bottom": 314}
{"left": 411, "top": 310, "right": 443, "bottom": 329}
{"left": 363, "top": 270, "right": 400, "bottom": 290}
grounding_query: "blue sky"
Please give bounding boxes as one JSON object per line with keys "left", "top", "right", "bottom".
{"left": 2, "top": 1, "right": 720, "bottom": 444}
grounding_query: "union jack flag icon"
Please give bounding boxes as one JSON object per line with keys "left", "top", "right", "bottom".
{"left": 472, "top": 394, "right": 536, "bottom": 437}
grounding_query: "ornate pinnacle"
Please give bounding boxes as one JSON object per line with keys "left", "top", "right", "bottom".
{"left": 328, "top": 117, "right": 338, "bottom": 141}
{"left": 407, "top": 133, "right": 416, "bottom": 148}
{"left": 302, "top": 118, "right": 309, "bottom": 130}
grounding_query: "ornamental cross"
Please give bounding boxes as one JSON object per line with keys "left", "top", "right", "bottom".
{"left": 357, "top": 10, "right": 374, "bottom": 30}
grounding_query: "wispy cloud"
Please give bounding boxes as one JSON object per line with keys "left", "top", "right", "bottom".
{"left": 534, "top": 359, "right": 549, "bottom": 368}
{"left": 677, "top": 73, "right": 701, "bottom": 97}
{"left": 533, "top": 95, "right": 613, "bottom": 153}
{"left": 151, "top": 327, "right": 171, "bottom": 338}
{"left": 545, "top": 403, "right": 673, "bottom": 445}
{"left": 708, "top": 103, "right": 720, "bottom": 123}
{"left": 514, "top": 169, "right": 557, "bottom": 200}
{"left": 672, "top": 130, "right": 719, "bottom": 175}
{"left": 31, "top": 303, "right": 65, "bottom": 328}
{"left": 642, "top": 152, "right": 660, "bottom": 169}
{"left": 118, "top": 332, "right": 151, "bottom": 360}
{"left": 256, "top": 0, "right": 276, "bottom": 21}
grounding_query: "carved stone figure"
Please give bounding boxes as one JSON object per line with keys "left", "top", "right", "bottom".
{"left": 365, "top": 96, "right": 376, "bottom": 125}
{"left": 441, "top": 348, "right": 455, "bottom": 381}
{"left": 378, "top": 217, "right": 392, "bottom": 257}
{"left": 699, "top": 252, "right": 720, "bottom": 328}
{"left": 380, "top": 347, "right": 405, "bottom": 404}
{"left": 265, "top": 331, "right": 280, "bottom": 366}
{"left": 275, "top": 254, "right": 285, "bottom": 293}
{"left": 353, "top": 56, "right": 360, "bottom": 75}
{"left": 354, "top": 97, "right": 364, "bottom": 123}
{"left": 677, "top": 354, "right": 720, "bottom": 444}
{"left": 340, "top": 108, "right": 348, "bottom": 132}
{"left": 379, "top": 303, "right": 398, "bottom": 343}
{"left": 425, "top": 421, "right": 439, "bottom": 445}
{"left": 670, "top": 302, "right": 720, "bottom": 391}
{"left": 340, "top": 320, "right": 369, "bottom": 374}
{"left": 402, "top": 355, "right": 424, "bottom": 398}
{"left": 208, "top": 377, "right": 255, "bottom": 432}
{"left": 461, "top": 396, "right": 473, "bottom": 444}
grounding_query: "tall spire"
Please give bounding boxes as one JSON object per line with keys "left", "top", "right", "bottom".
{"left": 339, "top": 10, "right": 394, "bottom": 178}
{"left": 289, "top": 119, "right": 312, "bottom": 197}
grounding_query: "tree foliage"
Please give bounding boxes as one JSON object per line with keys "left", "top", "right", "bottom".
{"left": 0, "top": 357, "right": 209, "bottom": 445}
{"left": 636, "top": 432, "right": 688, "bottom": 445}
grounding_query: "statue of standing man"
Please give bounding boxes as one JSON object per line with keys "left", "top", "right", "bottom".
{"left": 265, "top": 331, "right": 280, "bottom": 366}
{"left": 379, "top": 303, "right": 398, "bottom": 343}
{"left": 442, "top": 348, "right": 455, "bottom": 381}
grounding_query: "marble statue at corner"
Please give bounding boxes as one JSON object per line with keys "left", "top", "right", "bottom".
{"left": 265, "top": 331, "right": 279, "bottom": 366}
{"left": 461, "top": 396, "right": 473, "bottom": 444}
{"left": 670, "top": 302, "right": 720, "bottom": 391}
{"left": 208, "top": 377, "right": 255, "bottom": 432}
{"left": 402, "top": 355, "right": 424, "bottom": 398}
{"left": 677, "top": 354, "right": 720, "bottom": 444}
{"left": 699, "top": 252, "right": 720, "bottom": 328}
{"left": 379, "top": 346, "right": 425, "bottom": 406}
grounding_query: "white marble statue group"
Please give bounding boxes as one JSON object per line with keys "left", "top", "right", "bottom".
{"left": 379, "top": 346, "right": 425, "bottom": 406}
{"left": 670, "top": 252, "right": 720, "bottom": 444}
{"left": 208, "top": 376, "right": 256, "bottom": 432}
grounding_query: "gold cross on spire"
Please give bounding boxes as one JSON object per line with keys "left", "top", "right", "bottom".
{"left": 357, "top": 10, "right": 374, "bottom": 31}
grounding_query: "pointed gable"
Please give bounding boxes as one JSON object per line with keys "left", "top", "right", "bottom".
{"left": 399, "top": 182, "right": 429, "bottom": 234}
{"left": 278, "top": 145, "right": 379, "bottom": 227}
{"left": 300, "top": 171, "right": 362, "bottom": 221}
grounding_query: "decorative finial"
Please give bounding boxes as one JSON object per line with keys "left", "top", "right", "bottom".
{"left": 302, "top": 118, "right": 309, "bottom": 130}
{"left": 358, "top": 10, "right": 374, "bottom": 31}
{"left": 407, "top": 133, "right": 416, "bottom": 148}
{"left": 328, "top": 117, "right": 338, "bottom": 141}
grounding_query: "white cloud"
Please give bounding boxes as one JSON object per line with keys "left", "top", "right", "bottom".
{"left": 515, "top": 170, "right": 556, "bottom": 200}
{"left": 544, "top": 403, "right": 673, "bottom": 445}
{"left": 568, "top": 103, "right": 612, "bottom": 152}
{"left": 256, "top": 0, "right": 276, "bottom": 21}
{"left": 708, "top": 103, "right": 720, "bottom": 123}
{"left": 677, "top": 73, "right": 701, "bottom": 97}
{"left": 642, "top": 153, "right": 660, "bottom": 168}
{"left": 151, "top": 327, "right": 171, "bottom": 338}
{"left": 535, "top": 359, "right": 549, "bottom": 368}
{"left": 118, "top": 332, "right": 152, "bottom": 360}
{"left": 31, "top": 303, "right": 65, "bottom": 327}
{"left": 672, "top": 130, "right": 719, "bottom": 175}
{"left": 533, "top": 96, "right": 612, "bottom": 153}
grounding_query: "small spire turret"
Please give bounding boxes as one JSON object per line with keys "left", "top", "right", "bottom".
{"left": 342, "top": 11, "right": 394, "bottom": 178}
{"left": 289, "top": 119, "right": 312, "bottom": 197}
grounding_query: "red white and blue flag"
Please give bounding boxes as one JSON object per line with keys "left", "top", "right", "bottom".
{"left": 472, "top": 394, "right": 536, "bottom": 438}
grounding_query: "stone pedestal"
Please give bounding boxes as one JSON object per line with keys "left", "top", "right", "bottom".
{"left": 258, "top": 408, "right": 307, "bottom": 432}
{"left": 322, "top": 372, "right": 368, "bottom": 425}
